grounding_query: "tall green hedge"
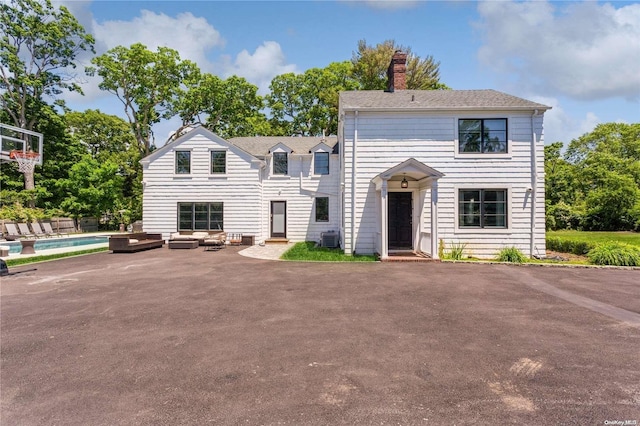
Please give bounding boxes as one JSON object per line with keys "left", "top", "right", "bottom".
{"left": 546, "top": 237, "right": 594, "bottom": 255}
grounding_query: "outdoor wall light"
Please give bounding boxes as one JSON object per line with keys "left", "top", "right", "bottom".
{"left": 401, "top": 176, "right": 409, "bottom": 188}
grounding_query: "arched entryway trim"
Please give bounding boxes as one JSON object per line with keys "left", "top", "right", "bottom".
{"left": 371, "top": 158, "right": 444, "bottom": 260}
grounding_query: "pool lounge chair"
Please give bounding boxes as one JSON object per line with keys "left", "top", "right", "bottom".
{"left": 30, "top": 221, "right": 52, "bottom": 238}
{"left": 42, "top": 222, "right": 68, "bottom": 237}
{"left": 16, "top": 223, "right": 37, "bottom": 238}
{"left": 4, "top": 223, "right": 22, "bottom": 240}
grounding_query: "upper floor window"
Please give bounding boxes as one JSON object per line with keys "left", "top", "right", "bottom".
{"left": 175, "top": 150, "right": 191, "bottom": 174}
{"left": 459, "top": 119, "right": 507, "bottom": 154}
{"left": 314, "top": 152, "right": 329, "bottom": 175}
{"left": 273, "top": 152, "right": 288, "bottom": 175}
{"left": 459, "top": 189, "right": 507, "bottom": 228}
{"left": 211, "top": 150, "right": 226, "bottom": 174}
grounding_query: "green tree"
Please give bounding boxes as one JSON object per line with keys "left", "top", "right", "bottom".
{"left": 89, "top": 43, "right": 199, "bottom": 155}
{"left": 174, "top": 73, "right": 270, "bottom": 139}
{"left": 65, "top": 110, "right": 135, "bottom": 159}
{"left": 267, "top": 61, "right": 359, "bottom": 136}
{"left": 56, "top": 155, "right": 124, "bottom": 220}
{"left": 0, "top": 0, "right": 94, "bottom": 192}
{"left": 1, "top": 104, "right": 85, "bottom": 215}
{"left": 545, "top": 123, "right": 640, "bottom": 231}
{"left": 544, "top": 142, "right": 583, "bottom": 229}
{"left": 63, "top": 110, "right": 142, "bottom": 223}
{"left": 351, "top": 39, "right": 448, "bottom": 90}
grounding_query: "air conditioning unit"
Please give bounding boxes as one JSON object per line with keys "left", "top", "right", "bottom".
{"left": 321, "top": 231, "right": 339, "bottom": 248}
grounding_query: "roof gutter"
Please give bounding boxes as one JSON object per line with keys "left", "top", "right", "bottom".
{"left": 350, "top": 110, "right": 358, "bottom": 256}
{"left": 339, "top": 106, "right": 552, "bottom": 113}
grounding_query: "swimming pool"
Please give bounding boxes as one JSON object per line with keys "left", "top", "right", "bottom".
{"left": 3, "top": 236, "right": 109, "bottom": 254}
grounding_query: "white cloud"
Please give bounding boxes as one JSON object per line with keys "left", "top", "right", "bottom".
{"left": 476, "top": 1, "right": 640, "bottom": 101}
{"left": 221, "top": 41, "right": 298, "bottom": 94}
{"left": 62, "top": 6, "right": 225, "bottom": 108}
{"left": 92, "top": 9, "right": 224, "bottom": 71}
{"left": 530, "top": 96, "right": 601, "bottom": 145}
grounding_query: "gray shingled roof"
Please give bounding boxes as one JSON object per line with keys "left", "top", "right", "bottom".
{"left": 228, "top": 136, "right": 339, "bottom": 157}
{"left": 339, "top": 89, "right": 551, "bottom": 111}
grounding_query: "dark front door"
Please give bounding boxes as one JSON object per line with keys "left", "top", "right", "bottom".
{"left": 388, "top": 192, "right": 412, "bottom": 249}
{"left": 271, "top": 201, "right": 286, "bottom": 238}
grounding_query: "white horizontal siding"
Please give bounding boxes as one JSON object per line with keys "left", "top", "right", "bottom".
{"left": 143, "top": 132, "right": 341, "bottom": 244}
{"left": 143, "top": 134, "right": 264, "bottom": 241}
{"left": 262, "top": 154, "right": 340, "bottom": 243}
{"left": 342, "top": 110, "right": 547, "bottom": 258}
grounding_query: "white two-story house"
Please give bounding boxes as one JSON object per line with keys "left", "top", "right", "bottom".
{"left": 141, "top": 52, "right": 550, "bottom": 259}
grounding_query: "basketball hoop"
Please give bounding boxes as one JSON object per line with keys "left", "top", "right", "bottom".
{"left": 9, "top": 150, "right": 40, "bottom": 174}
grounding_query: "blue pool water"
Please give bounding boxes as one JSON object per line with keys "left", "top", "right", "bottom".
{"left": 4, "top": 236, "right": 109, "bottom": 254}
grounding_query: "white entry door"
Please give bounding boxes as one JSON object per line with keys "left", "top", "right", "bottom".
{"left": 271, "top": 201, "right": 286, "bottom": 238}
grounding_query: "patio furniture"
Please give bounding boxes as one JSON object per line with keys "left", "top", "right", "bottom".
{"left": 20, "top": 239, "right": 36, "bottom": 255}
{"left": 202, "top": 232, "right": 226, "bottom": 251}
{"left": 228, "top": 233, "right": 242, "bottom": 246}
{"left": 30, "top": 222, "right": 52, "bottom": 238}
{"left": 17, "top": 223, "right": 37, "bottom": 238}
{"left": 42, "top": 222, "right": 67, "bottom": 237}
{"left": 169, "top": 240, "right": 199, "bottom": 249}
{"left": 109, "top": 232, "right": 164, "bottom": 253}
{"left": 241, "top": 235, "right": 255, "bottom": 246}
{"left": 4, "top": 224, "right": 22, "bottom": 240}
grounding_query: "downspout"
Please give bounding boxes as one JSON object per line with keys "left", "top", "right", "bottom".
{"left": 351, "top": 111, "right": 358, "bottom": 255}
{"left": 258, "top": 160, "right": 265, "bottom": 243}
{"left": 530, "top": 109, "right": 539, "bottom": 258}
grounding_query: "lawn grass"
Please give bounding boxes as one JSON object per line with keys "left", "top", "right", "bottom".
{"left": 281, "top": 241, "right": 377, "bottom": 262}
{"left": 4, "top": 247, "right": 108, "bottom": 267}
{"left": 547, "top": 230, "right": 640, "bottom": 248}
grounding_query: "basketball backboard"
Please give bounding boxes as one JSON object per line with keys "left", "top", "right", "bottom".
{"left": 0, "top": 123, "right": 44, "bottom": 166}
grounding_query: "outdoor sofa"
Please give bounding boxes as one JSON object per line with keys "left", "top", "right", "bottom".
{"left": 109, "top": 232, "right": 164, "bottom": 253}
{"left": 169, "top": 231, "right": 227, "bottom": 248}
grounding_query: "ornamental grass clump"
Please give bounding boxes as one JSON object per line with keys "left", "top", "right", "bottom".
{"left": 587, "top": 242, "right": 640, "bottom": 266}
{"left": 497, "top": 246, "right": 527, "bottom": 263}
{"left": 447, "top": 242, "right": 467, "bottom": 260}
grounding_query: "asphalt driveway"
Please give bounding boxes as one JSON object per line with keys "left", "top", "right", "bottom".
{"left": 1, "top": 247, "right": 639, "bottom": 425}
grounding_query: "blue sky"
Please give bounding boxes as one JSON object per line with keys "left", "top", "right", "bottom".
{"left": 59, "top": 0, "right": 640, "bottom": 146}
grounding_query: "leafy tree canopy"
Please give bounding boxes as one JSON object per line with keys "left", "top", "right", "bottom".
{"left": 0, "top": 0, "right": 94, "bottom": 191}
{"left": 173, "top": 73, "right": 270, "bottom": 139}
{"left": 545, "top": 123, "right": 640, "bottom": 231}
{"left": 267, "top": 61, "right": 359, "bottom": 136}
{"left": 89, "top": 43, "right": 199, "bottom": 155}
{"left": 351, "top": 39, "right": 448, "bottom": 91}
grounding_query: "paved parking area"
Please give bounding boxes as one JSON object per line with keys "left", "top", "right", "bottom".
{"left": 1, "top": 247, "right": 639, "bottom": 425}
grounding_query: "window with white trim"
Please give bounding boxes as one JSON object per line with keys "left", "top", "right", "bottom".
{"left": 458, "top": 119, "right": 507, "bottom": 153}
{"left": 178, "top": 202, "right": 223, "bottom": 231}
{"left": 175, "top": 151, "right": 191, "bottom": 174}
{"left": 210, "top": 150, "right": 226, "bottom": 174}
{"left": 273, "top": 152, "right": 288, "bottom": 175}
{"left": 458, "top": 189, "right": 507, "bottom": 228}
{"left": 315, "top": 197, "right": 329, "bottom": 222}
{"left": 314, "top": 152, "right": 329, "bottom": 175}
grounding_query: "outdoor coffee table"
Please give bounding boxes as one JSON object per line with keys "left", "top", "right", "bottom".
{"left": 168, "top": 240, "right": 199, "bottom": 249}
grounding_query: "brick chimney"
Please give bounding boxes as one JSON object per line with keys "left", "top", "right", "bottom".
{"left": 386, "top": 50, "right": 407, "bottom": 92}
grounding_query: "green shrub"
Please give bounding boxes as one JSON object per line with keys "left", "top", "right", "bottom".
{"left": 447, "top": 241, "right": 467, "bottom": 260}
{"left": 546, "top": 237, "right": 594, "bottom": 255}
{"left": 587, "top": 242, "right": 640, "bottom": 266}
{"left": 497, "top": 246, "right": 527, "bottom": 263}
